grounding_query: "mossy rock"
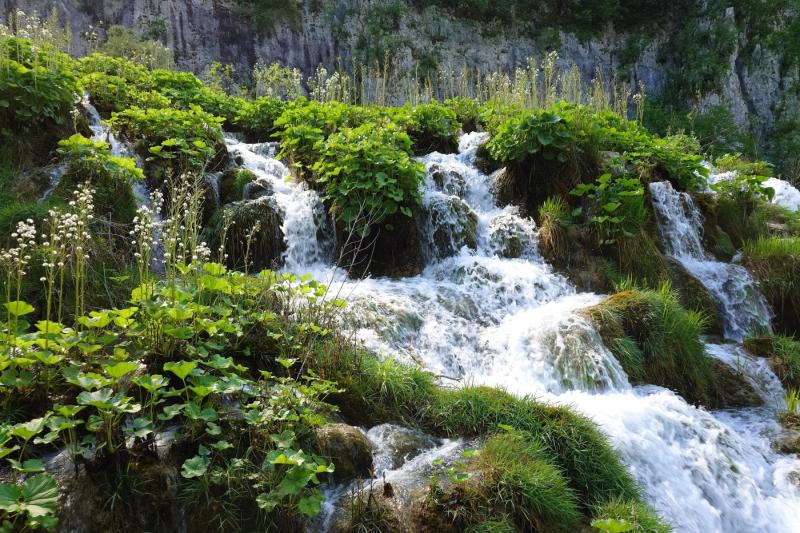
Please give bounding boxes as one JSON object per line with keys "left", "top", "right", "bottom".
{"left": 585, "top": 288, "right": 714, "bottom": 406}
{"left": 424, "top": 196, "right": 479, "bottom": 259}
{"left": 707, "top": 358, "right": 763, "bottom": 409}
{"left": 743, "top": 238, "right": 800, "bottom": 336}
{"left": 219, "top": 168, "right": 257, "bottom": 205}
{"left": 494, "top": 149, "right": 598, "bottom": 217}
{"left": 12, "top": 166, "right": 57, "bottom": 201}
{"left": 54, "top": 168, "right": 138, "bottom": 225}
{"left": 665, "top": 258, "right": 723, "bottom": 336}
{"left": 202, "top": 198, "right": 286, "bottom": 272}
{"left": 315, "top": 423, "right": 374, "bottom": 482}
{"left": 475, "top": 143, "right": 501, "bottom": 175}
{"left": 335, "top": 211, "right": 424, "bottom": 279}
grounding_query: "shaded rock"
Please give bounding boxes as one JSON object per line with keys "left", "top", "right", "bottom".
{"left": 665, "top": 257, "right": 723, "bottom": 336}
{"left": 367, "top": 424, "right": 440, "bottom": 472}
{"left": 243, "top": 177, "right": 274, "bottom": 200}
{"left": 219, "top": 168, "right": 257, "bottom": 205}
{"left": 336, "top": 211, "right": 424, "bottom": 279}
{"left": 743, "top": 336, "right": 777, "bottom": 357}
{"left": 13, "top": 166, "right": 57, "bottom": 200}
{"left": 488, "top": 212, "right": 536, "bottom": 258}
{"left": 474, "top": 143, "right": 500, "bottom": 175}
{"left": 429, "top": 164, "right": 466, "bottom": 197}
{"left": 708, "top": 358, "right": 763, "bottom": 409}
{"left": 421, "top": 195, "right": 478, "bottom": 260}
{"left": 773, "top": 435, "right": 800, "bottom": 455}
{"left": 201, "top": 198, "right": 286, "bottom": 271}
{"left": 315, "top": 423, "right": 374, "bottom": 482}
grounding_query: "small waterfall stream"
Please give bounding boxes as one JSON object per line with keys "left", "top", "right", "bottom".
{"left": 201, "top": 135, "right": 800, "bottom": 531}
{"left": 649, "top": 180, "right": 772, "bottom": 340}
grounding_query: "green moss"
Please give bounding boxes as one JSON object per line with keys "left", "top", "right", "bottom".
{"left": 593, "top": 497, "right": 672, "bottom": 533}
{"left": 743, "top": 237, "right": 800, "bottom": 336}
{"left": 745, "top": 336, "right": 800, "bottom": 389}
{"left": 586, "top": 285, "right": 713, "bottom": 406}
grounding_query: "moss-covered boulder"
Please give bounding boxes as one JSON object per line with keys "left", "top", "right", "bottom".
{"left": 743, "top": 237, "right": 800, "bottom": 336}
{"left": 708, "top": 358, "right": 763, "bottom": 408}
{"left": 429, "top": 164, "right": 466, "bottom": 197}
{"left": 315, "top": 423, "right": 374, "bottom": 482}
{"left": 743, "top": 335, "right": 800, "bottom": 389}
{"left": 665, "top": 258, "right": 723, "bottom": 336}
{"left": 422, "top": 195, "right": 479, "bottom": 259}
{"left": 202, "top": 198, "right": 286, "bottom": 272}
{"left": 335, "top": 211, "right": 424, "bottom": 279}
{"left": 584, "top": 287, "right": 714, "bottom": 406}
{"left": 219, "top": 168, "right": 257, "bottom": 205}
{"left": 488, "top": 213, "right": 536, "bottom": 259}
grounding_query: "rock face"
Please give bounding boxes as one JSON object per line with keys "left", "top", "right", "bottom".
{"left": 665, "top": 257, "right": 724, "bottom": 337}
{"left": 336, "top": 212, "right": 424, "bottom": 279}
{"left": 708, "top": 358, "right": 763, "bottom": 409}
{"left": 315, "top": 423, "right": 374, "bottom": 482}
{"left": 2, "top": 0, "right": 796, "bottom": 139}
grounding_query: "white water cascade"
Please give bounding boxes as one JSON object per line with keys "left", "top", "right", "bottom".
{"left": 649, "top": 180, "right": 773, "bottom": 340}
{"left": 226, "top": 134, "right": 800, "bottom": 532}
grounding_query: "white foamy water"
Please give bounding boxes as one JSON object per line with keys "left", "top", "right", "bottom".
{"left": 227, "top": 135, "right": 800, "bottom": 532}
{"left": 649, "top": 180, "right": 772, "bottom": 340}
{"left": 764, "top": 177, "right": 800, "bottom": 212}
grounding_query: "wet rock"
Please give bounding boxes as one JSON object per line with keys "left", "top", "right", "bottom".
{"left": 243, "top": 177, "right": 274, "bottom": 200}
{"left": 315, "top": 423, "right": 374, "bottom": 482}
{"left": 202, "top": 198, "right": 286, "bottom": 271}
{"left": 13, "top": 166, "right": 57, "bottom": 200}
{"left": 336, "top": 211, "right": 424, "bottom": 279}
{"left": 773, "top": 435, "right": 800, "bottom": 455}
{"left": 219, "top": 168, "right": 257, "bottom": 204}
{"left": 488, "top": 212, "right": 536, "bottom": 258}
{"left": 423, "top": 195, "right": 478, "bottom": 259}
{"left": 367, "top": 424, "right": 440, "bottom": 472}
{"left": 743, "top": 336, "right": 777, "bottom": 357}
{"left": 708, "top": 358, "right": 763, "bottom": 409}
{"left": 429, "top": 164, "right": 466, "bottom": 197}
{"left": 665, "top": 257, "right": 723, "bottom": 336}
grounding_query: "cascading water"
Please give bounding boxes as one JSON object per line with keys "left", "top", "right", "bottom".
{"left": 649, "top": 180, "right": 772, "bottom": 340}
{"left": 227, "top": 134, "right": 800, "bottom": 532}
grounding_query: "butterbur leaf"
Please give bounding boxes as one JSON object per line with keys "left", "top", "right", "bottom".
{"left": 4, "top": 301, "right": 34, "bottom": 317}
{"left": 77, "top": 389, "right": 114, "bottom": 410}
{"left": 298, "top": 492, "right": 324, "bottom": 517}
{"left": 11, "top": 417, "right": 48, "bottom": 441}
{"left": 210, "top": 440, "right": 233, "bottom": 451}
{"left": 163, "top": 361, "right": 197, "bottom": 381}
{"left": 256, "top": 492, "right": 278, "bottom": 511}
{"left": 590, "top": 518, "right": 634, "bottom": 533}
{"left": 158, "top": 403, "right": 184, "bottom": 421}
{"left": 181, "top": 455, "right": 210, "bottom": 478}
{"left": 102, "top": 361, "right": 139, "bottom": 380}
{"left": 21, "top": 473, "right": 59, "bottom": 517}
{"left": 270, "top": 430, "right": 295, "bottom": 449}
{"left": 8, "top": 459, "right": 45, "bottom": 473}
{"left": 125, "top": 418, "right": 155, "bottom": 439}
{"left": 0, "top": 483, "right": 21, "bottom": 512}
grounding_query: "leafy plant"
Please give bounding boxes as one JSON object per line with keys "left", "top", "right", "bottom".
{"left": 570, "top": 172, "right": 645, "bottom": 243}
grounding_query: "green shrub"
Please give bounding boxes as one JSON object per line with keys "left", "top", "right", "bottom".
{"left": 586, "top": 285, "right": 713, "bottom": 406}
{"left": 235, "top": 97, "right": 286, "bottom": 141}
{"left": 486, "top": 108, "right": 575, "bottom": 164}
{"left": 743, "top": 237, "right": 800, "bottom": 335}
{"left": 55, "top": 134, "right": 143, "bottom": 224}
{"left": 571, "top": 172, "right": 646, "bottom": 243}
{"left": 110, "top": 106, "right": 226, "bottom": 174}
{"left": 77, "top": 53, "right": 153, "bottom": 86}
{"left": 150, "top": 69, "right": 241, "bottom": 123}
{"left": 445, "top": 96, "right": 482, "bottom": 132}
{"left": 403, "top": 102, "right": 460, "bottom": 154}
{"left": 0, "top": 39, "right": 80, "bottom": 158}
{"left": 274, "top": 99, "right": 352, "bottom": 174}
{"left": 80, "top": 72, "right": 170, "bottom": 115}
{"left": 312, "top": 123, "right": 425, "bottom": 235}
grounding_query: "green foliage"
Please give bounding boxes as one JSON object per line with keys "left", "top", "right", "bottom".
{"left": 402, "top": 102, "right": 460, "bottom": 154}
{"left": 235, "top": 97, "right": 286, "bottom": 141}
{"left": 55, "top": 134, "right": 143, "bottom": 224}
{"left": 711, "top": 153, "right": 775, "bottom": 206}
{"left": 445, "top": 96, "right": 482, "bottom": 132}
{"left": 80, "top": 72, "right": 169, "bottom": 115}
{"left": 592, "top": 497, "right": 671, "bottom": 533}
{"left": 274, "top": 99, "right": 352, "bottom": 174}
{"left": 0, "top": 473, "right": 59, "bottom": 531}
{"left": 486, "top": 109, "right": 574, "bottom": 163}
{"left": 0, "top": 38, "right": 79, "bottom": 156}
{"left": 110, "top": 106, "right": 225, "bottom": 173}
{"left": 99, "top": 25, "right": 173, "bottom": 70}
{"left": 587, "top": 285, "right": 714, "bottom": 406}
{"left": 312, "top": 123, "right": 425, "bottom": 235}
{"left": 743, "top": 237, "right": 800, "bottom": 336}
{"left": 571, "top": 172, "right": 645, "bottom": 243}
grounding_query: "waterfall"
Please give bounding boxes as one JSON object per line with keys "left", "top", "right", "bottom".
{"left": 649, "top": 180, "right": 772, "bottom": 340}
{"left": 227, "top": 135, "right": 800, "bottom": 533}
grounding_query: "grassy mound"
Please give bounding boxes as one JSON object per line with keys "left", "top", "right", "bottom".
{"left": 744, "top": 335, "right": 800, "bottom": 389}
{"left": 585, "top": 285, "right": 713, "bottom": 406}
{"left": 743, "top": 237, "right": 800, "bottom": 336}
